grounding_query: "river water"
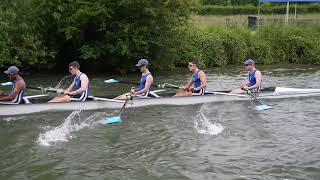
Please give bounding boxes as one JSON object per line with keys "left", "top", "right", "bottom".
{"left": 0, "top": 65, "right": 320, "bottom": 179}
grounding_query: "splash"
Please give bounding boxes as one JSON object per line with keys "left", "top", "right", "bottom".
{"left": 194, "top": 105, "right": 224, "bottom": 135}
{"left": 54, "top": 75, "right": 73, "bottom": 89}
{"left": 37, "top": 111, "right": 104, "bottom": 146}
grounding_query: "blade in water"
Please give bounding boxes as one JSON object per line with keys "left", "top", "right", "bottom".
{"left": 255, "top": 104, "right": 272, "bottom": 111}
{"left": 103, "top": 116, "right": 122, "bottom": 125}
{"left": 1, "top": 82, "right": 13, "bottom": 86}
{"left": 104, "top": 79, "right": 120, "bottom": 84}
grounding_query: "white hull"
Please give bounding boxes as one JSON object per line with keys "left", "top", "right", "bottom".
{"left": 1, "top": 88, "right": 320, "bottom": 116}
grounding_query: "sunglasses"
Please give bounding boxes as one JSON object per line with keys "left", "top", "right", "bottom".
{"left": 245, "top": 64, "right": 251, "bottom": 67}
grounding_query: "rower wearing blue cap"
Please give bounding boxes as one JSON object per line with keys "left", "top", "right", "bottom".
{"left": 0, "top": 66, "right": 26, "bottom": 104}
{"left": 231, "top": 59, "right": 262, "bottom": 94}
{"left": 49, "top": 61, "right": 90, "bottom": 103}
{"left": 114, "top": 59, "right": 153, "bottom": 100}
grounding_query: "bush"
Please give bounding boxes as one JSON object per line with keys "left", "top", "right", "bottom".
{"left": 177, "top": 24, "right": 320, "bottom": 67}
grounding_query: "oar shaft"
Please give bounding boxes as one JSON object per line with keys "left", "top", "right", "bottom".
{"left": 27, "top": 86, "right": 60, "bottom": 93}
{"left": 118, "top": 95, "right": 131, "bottom": 116}
{"left": 247, "top": 91, "right": 264, "bottom": 105}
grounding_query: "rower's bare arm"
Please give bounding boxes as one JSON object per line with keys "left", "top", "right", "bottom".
{"left": 240, "top": 76, "right": 248, "bottom": 87}
{"left": 249, "top": 71, "right": 262, "bottom": 89}
{"left": 135, "top": 76, "right": 153, "bottom": 95}
{"left": 70, "top": 75, "right": 89, "bottom": 95}
{"left": 0, "top": 81, "right": 24, "bottom": 101}
{"left": 197, "top": 71, "right": 207, "bottom": 90}
{"left": 183, "top": 80, "right": 193, "bottom": 90}
{"left": 65, "top": 81, "right": 76, "bottom": 93}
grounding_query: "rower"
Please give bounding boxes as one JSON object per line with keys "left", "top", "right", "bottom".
{"left": 0, "top": 66, "right": 26, "bottom": 104}
{"left": 49, "top": 61, "right": 90, "bottom": 103}
{"left": 175, "top": 59, "right": 207, "bottom": 97}
{"left": 231, "top": 59, "right": 262, "bottom": 94}
{"left": 114, "top": 59, "right": 153, "bottom": 100}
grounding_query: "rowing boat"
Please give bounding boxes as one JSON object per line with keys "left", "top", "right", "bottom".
{"left": 1, "top": 87, "right": 320, "bottom": 116}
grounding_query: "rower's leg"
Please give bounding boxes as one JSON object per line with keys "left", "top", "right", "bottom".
{"left": 230, "top": 88, "right": 247, "bottom": 94}
{"left": 114, "top": 93, "right": 130, "bottom": 100}
{"left": 48, "top": 95, "right": 71, "bottom": 103}
{"left": 174, "top": 90, "right": 192, "bottom": 97}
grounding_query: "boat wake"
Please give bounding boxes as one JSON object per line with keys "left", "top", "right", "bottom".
{"left": 37, "top": 111, "right": 107, "bottom": 146}
{"left": 194, "top": 105, "right": 224, "bottom": 135}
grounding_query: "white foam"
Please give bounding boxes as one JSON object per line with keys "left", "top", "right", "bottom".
{"left": 194, "top": 106, "right": 224, "bottom": 136}
{"left": 2, "top": 116, "right": 25, "bottom": 122}
{"left": 37, "top": 111, "right": 103, "bottom": 146}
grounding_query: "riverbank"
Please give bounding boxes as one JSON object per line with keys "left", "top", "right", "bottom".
{"left": 1, "top": 1, "right": 319, "bottom": 73}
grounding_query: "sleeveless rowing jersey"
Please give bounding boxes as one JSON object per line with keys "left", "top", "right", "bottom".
{"left": 248, "top": 70, "right": 256, "bottom": 87}
{"left": 74, "top": 73, "right": 90, "bottom": 95}
{"left": 12, "top": 77, "right": 25, "bottom": 104}
{"left": 192, "top": 70, "right": 202, "bottom": 88}
{"left": 248, "top": 70, "right": 261, "bottom": 90}
{"left": 137, "top": 73, "right": 152, "bottom": 92}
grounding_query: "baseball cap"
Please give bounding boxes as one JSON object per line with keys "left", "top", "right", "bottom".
{"left": 135, "top": 59, "right": 149, "bottom": 67}
{"left": 243, "top": 59, "right": 255, "bottom": 66}
{"left": 4, "top": 66, "right": 19, "bottom": 74}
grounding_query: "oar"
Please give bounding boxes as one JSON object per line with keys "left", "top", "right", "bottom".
{"left": 157, "top": 83, "right": 183, "bottom": 89}
{"left": 1, "top": 82, "right": 14, "bottom": 86}
{"left": 103, "top": 94, "right": 132, "bottom": 125}
{"left": 247, "top": 90, "right": 272, "bottom": 111}
{"left": 104, "top": 79, "right": 141, "bottom": 86}
{"left": 0, "top": 82, "right": 58, "bottom": 94}
{"left": 104, "top": 79, "right": 182, "bottom": 90}
{"left": 26, "top": 86, "right": 62, "bottom": 94}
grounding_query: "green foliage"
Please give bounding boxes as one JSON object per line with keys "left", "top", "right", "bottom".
{"left": 0, "top": 0, "right": 192, "bottom": 71}
{"left": 177, "top": 24, "right": 320, "bottom": 67}
{"left": 253, "top": 25, "right": 320, "bottom": 64}
{"left": 0, "top": 0, "right": 55, "bottom": 68}
{"left": 203, "top": 0, "right": 258, "bottom": 6}
{"left": 0, "top": 0, "right": 319, "bottom": 72}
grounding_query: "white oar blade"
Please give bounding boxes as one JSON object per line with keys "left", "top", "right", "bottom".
{"left": 103, "top": 116, "right": 122, "bottom": 125}
{"left": 104, "top": 79, "right": 119, "bottom": 84}
{"left": 1, "top": 82, "right": 13, "bottom": 86}
{"left": 255, "top": 104, "right": 272, "bottom": 111}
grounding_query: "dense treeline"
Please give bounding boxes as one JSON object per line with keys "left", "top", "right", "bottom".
{"left": 202, "top": 0, "right": 258, "bottom": 6}
{"left": 0, "top": 0, "right": 192, "bottom": 72}
{"left": 0, "top": 0, "right": 319, "bottom": 72}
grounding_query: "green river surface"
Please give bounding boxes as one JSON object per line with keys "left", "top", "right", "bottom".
{"left": 0, "top": 65, "right": 320, "bottom": 179}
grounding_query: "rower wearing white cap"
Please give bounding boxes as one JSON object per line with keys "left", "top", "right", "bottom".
{"left": 0, "top": 66, "right": 26, "bottom": 104}
{"left": 231, "top": 59, "right": 262, "bottom": 94}
{"left": 114, "top": 59, "right": 153, "bottom": 100}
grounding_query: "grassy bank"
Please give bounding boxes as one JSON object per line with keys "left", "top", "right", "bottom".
{"left": 192, "top": 14, "right": 320, "bottom": 27}
{"left": 197, "top": 4, "right": 320, "bottom": 15}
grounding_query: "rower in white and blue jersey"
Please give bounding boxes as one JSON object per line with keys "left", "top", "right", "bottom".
{"left": 0, "top": 66, "right": 26, "bottom": 104}
{"left": 231, "top": 59, "right": 262, "bottom": 94}
{"left": 114, "top": 59, "right": 153, "bottom": 100}
{"left": 49, "top": 61, "right": 90, "bottom": 103}
{"left": 175, "top": 59, "right": 207, "bottom": 97}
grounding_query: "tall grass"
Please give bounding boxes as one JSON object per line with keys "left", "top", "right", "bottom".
{"left": 176, "top": 24, "right": 320, "bottom": 67}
